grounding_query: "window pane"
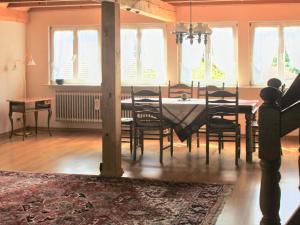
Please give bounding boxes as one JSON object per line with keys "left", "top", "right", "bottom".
{"left": 210, "top": 28, "right": 235, "bottom": 84}
{"left": 180, "top": 39, "right": 205, "bottom": 83}
{"left": 140, "top": 29, "right": 166, "bottom": 84}
{"left": 283, "top": 26, "right": 300, "bottom": 84}
{"left": 252, "top": 27, "right": 279, "bottom": 85}
{"left": 78, "top": 30, "right": 101, "bottom": 83}
{"left": 121, "top": 29, "right": 138, "bottom": 84}
{"left": 52, "top": 30, "right": 73, "bottom": 80}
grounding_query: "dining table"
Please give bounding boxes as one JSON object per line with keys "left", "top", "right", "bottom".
{"left": 121, "top": 97, "right": 259, "bottom": 163}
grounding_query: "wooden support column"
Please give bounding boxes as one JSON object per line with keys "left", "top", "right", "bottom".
{"left": 258, "top": 87, "right": 282, "bottom": 225}
{"left": 100, "top": 1, "right": 123, "bottom": 177}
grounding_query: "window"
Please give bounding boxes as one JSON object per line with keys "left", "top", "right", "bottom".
{"left": 180, "top": 26, "right": 236, "bottom": 85}
{"left": 50, "top": 27, "right": 101, "bottom": 84}
{"left": 121, "top": 25, "right": 166, "bottom": 85}
{"left": 252, "top": 23, "right": 300, "bottom": 86}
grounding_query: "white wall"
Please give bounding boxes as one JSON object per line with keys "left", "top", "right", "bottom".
{"left": 0, "top": 21, "right": 26, "bottom": 134}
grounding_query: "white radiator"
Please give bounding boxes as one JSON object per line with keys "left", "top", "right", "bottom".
{"left": 55, "top": 91, "right": 102, "bottom": 122}
{"left": 55, "top": 91, "right": 131, "bottom": 122}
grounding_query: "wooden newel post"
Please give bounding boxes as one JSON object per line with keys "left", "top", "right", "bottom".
{"left": 259, "top": 87, "right": 282, "bottom": 225}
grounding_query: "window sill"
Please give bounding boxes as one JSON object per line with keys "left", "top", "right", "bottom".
{"left": 44, "top": 84, "right": 101, "bottom": 88}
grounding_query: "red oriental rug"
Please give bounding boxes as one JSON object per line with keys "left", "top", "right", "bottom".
{"left": 0, "top": 171, "right": 232, "bottom": 225}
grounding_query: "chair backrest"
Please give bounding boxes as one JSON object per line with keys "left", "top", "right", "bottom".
{"left": 131, "top": 87, "right": 163, "bottom": 128}
{"left": 206, "top": 86, "right": 239, "bottom": 127}
{"left": 168, "top": 81, "right": 193, "bottom": 98}
{"left": 197, "top": 82, "right": 225, "bottom": 98}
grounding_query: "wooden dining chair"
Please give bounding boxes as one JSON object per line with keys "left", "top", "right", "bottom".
{"left": 168, "top": 81, "right": 194, "bottom": 151}
{"left": 196, "top": 82, "right": 225, "bottom": 149}
{"left": 205, "top": 86, "right": 241, "bottom": 166}
{"left": 168, "top": 81, "right": 194, "bottom": 98}
{"left": 121, "top": 95, "right": 134, "bottom": 154}
{"left": 121, "top": 117, "right": 133, "bottom": 154}
{"left": 131, "top": 87, "right": 174, "bottom": 163}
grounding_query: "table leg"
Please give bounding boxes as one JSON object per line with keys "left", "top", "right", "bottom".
{"left": 34, "top": 111, "right": 38, "bottom": 135}
{"left": 48, "top": 109, "right": 52, "bottom": 136}
{"left": 22, "top": 112, "right": 26, "bottom": 141}
{"left": 245, "top": 113, "right": 253, "bottom": 163}
{"left": 9, "top": 109, "right": 13, "bottom": 139}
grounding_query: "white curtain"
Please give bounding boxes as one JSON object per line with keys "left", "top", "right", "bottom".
{"left": 252, "top": 27, "right": 279, "bottom": 85}
{"left": 78, "top": 30, "right": 100, "bottom": 84}
{"left": 52, "top": 30, "right": 73, "bottom": 80}
{"left": 284, "top": 26, "right": 300, "bottom": 83}
{"left": 210, "top": 28, "right": 235, "bottom": 84}
{"left": 180, "top": 39, "right": 205, "bottom": 83}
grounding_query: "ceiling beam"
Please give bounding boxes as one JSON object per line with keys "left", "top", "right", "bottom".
{"left": 0, "top": 6, "right": 28, "bottom": 22}
{"left": 164, "top": 0, "right": 300, "bottom": 6}
{"left": 7, "top": 0, "right": 99, "bottom": 7}
{"left": 2, "top": 0, "right": 176, "bottom": 22}
{"left": 119, "top": 0, "right": 175, "bottom": 22}
{"left": 28, "top": 4, "right": 100, "bottom": 10}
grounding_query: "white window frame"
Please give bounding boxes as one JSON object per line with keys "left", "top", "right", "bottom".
{"left": 179, "top": 22, "right": 238, "bottom": 86}
{"left": 49, "top": 25, "right": 101, "bottom": 85}
{"left": 250, "top": 21, "right": 300, "bottom": 86}
{"left": 120, "top": 23, "right": 167, "bottom": 86}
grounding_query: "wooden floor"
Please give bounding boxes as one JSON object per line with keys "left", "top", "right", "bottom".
{"left": 0, "top": 130, "right": 299, "bottom": 225}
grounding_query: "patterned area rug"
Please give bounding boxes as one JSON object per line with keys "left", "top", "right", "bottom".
{"left": 0, "top": 171, "right": 232, "bottom": 225}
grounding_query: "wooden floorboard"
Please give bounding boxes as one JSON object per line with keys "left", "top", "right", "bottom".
{"left": 0, "top": 130, "right": 299, "bottom": 225}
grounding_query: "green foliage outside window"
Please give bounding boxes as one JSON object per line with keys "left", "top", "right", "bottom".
{"left": 212, "top": 64, "right": 225, "bottom": 80}
{"left": 192, "top": 59, "right": 205, "bottom": 80}
{"left": 272, "top": 56, "right": 278, "bottom": 67}
{"left": 191, "top": 58, "right": 225, "bottom": 81}
{"left": 143, "top": 68, "right": 156, "bottom": 80}
{"left": 284, "top": 50, "right": 300, "bottom": 75}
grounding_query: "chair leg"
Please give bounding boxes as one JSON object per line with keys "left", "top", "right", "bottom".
{"left": 218, "top": 132, "right": 222, "bottom": 154}
{"left": 206, "top": 132, "right": 209, "bottom": 165}
{"left": 188, "top": 136, "right": 192, "bottom": 152}
{"left": 140, "top": 131, "right": 144, "bottom": 155}
{"left": 129, "top": 124, "right": 133, "bottom": 154}
{"left": 160, "top": 131, "right": 163, "bottom": 164}
{"left": 170, "top": 128, "right": 174, "bottom": 157}
{"left": 133, "top": 128, "right": 138, "bottom": 161}
{"left": 238, "top": 130, "right": 241, "bottom": 159}
{"left": 235, "top": 130, "right": 241, "bottom": 166}
{"left": 235, "top": 137, "right": 239, "bottom": 166}
{"left": 197, "top": 132, "right": 200, "bottom": 148}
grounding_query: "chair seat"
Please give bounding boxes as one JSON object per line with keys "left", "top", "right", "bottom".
{"left": 210, "top": 118, "right": 238, "bottom": 130}
{"left": 136, "top": 121, "right": 172, "bottom": 130}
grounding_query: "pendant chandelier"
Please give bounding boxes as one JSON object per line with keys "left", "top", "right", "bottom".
{"left": 172, "top": 0, "right": 212, "bottom": 45}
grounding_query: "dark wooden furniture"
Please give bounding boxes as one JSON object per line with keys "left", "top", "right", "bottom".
{"left": 131, "top": 87, "right": 174, "bottom": 163}
{"left": 121, "top": 117, "right": 133, "bottom": 154}
{"left": 122, "top": 97, "right": 259, "bottom": 162}
{"left": 205, "top": 86, "right": 241, "bottom": 166}
{"left": 196, "top": 82, "right": 225, "bottom": 149}
{"left": 7, "top": 98, "right": 52, "bottom": 140}
{"left": 251, "top": 120, "right": 259, "bottom": 152}
{"left": 168, "top": 80, "right": 193, "bottom": 99}
{"left": 168, "top": 81, "right": 194, "bottom": 151}
{"left": 258, "top": 74, "right": 300, "bottom": 225}
{"left": 251, "top": 78, "right": 285, "bottom": 152}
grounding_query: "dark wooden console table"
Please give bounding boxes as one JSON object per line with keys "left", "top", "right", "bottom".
{"left": 7, "top": 98, "right": 52, "bottom": 140}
